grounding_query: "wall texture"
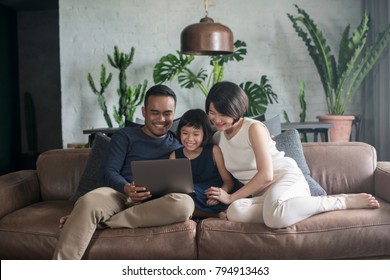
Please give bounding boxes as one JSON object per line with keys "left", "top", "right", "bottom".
{"left": 18, "top": 10, "right": 62, "bottom": 154}
{"left": 59, "top": 0, "right": 362, "bottom": 146}
{"left": 0, "top": 5, "right": 20, "bottom": 175}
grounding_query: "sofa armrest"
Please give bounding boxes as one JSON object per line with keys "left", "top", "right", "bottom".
{"left": 375, "top": 162, "right": 390, "bottom": 203}
{"left": 0, "top": 170, "right": 41, "bottom": 219}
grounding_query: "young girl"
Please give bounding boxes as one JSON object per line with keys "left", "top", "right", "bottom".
{"left": 204, "top": 81, "right": 380, "bottom": 228}
{"left": 170, "top": 109, "right": 234, "bottom": 219}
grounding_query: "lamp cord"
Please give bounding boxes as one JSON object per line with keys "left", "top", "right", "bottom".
{"left": 204, "top": 0, "right": 209, "bottom": 17}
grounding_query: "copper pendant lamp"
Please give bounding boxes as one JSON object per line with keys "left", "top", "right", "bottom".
{"left": 180, "top": 0, "right": 234, "bottom": 55}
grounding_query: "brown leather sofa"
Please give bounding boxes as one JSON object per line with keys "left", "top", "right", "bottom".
{"left": 0, "top": 141, "right": 390, "bottom": 259}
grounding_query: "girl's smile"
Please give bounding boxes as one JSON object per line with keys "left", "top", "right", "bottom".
{"left": 180, "top": 125, "right": 204, "bottom": 159}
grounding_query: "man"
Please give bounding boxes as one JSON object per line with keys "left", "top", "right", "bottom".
{"left": 53, "top": 85, "right": 194, "bottom": 260}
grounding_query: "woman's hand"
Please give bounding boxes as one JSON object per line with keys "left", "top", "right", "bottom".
{"left": 205, "top": 186, "right": 231, "bottom": 205}
{"left": 124, "top": 182, "right": 152, "bottom": 205}
{"left": 206, "top": 198, "right": 219, "bottom": 206}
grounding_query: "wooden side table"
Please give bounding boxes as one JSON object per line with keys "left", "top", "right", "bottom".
{"left": 281, "top": 122, "right": 334, "bottom": 142}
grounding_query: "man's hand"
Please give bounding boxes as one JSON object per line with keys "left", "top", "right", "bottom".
{"left": 124, "top": 182, "right": 152, "bottom": 204}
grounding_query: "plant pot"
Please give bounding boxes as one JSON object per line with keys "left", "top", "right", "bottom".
{"left": 317, "top": 115, "right": 355, "bottom": 142}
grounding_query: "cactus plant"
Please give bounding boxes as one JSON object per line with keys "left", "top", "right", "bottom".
{"left": 88, "top": 46, "right": 148, "bottom": 128}
{"left": 87, "top": 64, "right": 113, "bottom": 127}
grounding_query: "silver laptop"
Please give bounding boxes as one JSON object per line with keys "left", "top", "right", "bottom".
{"left": 131, "top": 158, "right": 194, "bottom": 198}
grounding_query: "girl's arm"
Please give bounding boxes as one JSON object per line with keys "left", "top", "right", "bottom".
{"left": 212, "top": 145, "right": 234, "bottom": 193}
{"left": 169, "top": 151, "right": 176, "bottom": 159}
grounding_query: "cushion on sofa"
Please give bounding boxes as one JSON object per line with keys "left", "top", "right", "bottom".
{"left": 274, "top": 129, "right": 326, "bottom": 196}
{"left": 69, "top": 132, "right": 111, "bottom": 202}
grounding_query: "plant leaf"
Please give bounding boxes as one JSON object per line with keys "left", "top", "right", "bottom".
{"left": 211, "top": 40, "right": 247, "bottom": 66}
{"left": 240, "top": 81, "right": 268, "bottom": 117}
{"left": 287, "top": 5, "right": 336, "bottom": 112}
{"left": 178, "top": 68, "right": 207, "bottom": 89}
{"left": 153, "top": 51, "right": 194, "bottom": 84}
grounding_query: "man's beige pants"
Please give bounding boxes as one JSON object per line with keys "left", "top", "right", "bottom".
{"left": 53, "top": 187, "right": 194, "bottom": 260}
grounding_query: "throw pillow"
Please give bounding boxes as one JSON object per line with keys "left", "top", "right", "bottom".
{"left": 262, "top": 115, "right": 282, "bottom": 136}
{"left": 69, "top": 132, "right": 111, "bottom": 202}
{"left": 273, "top": 129, "right": 327, "bottom": 196}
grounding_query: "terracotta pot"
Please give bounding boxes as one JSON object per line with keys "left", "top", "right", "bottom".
{"left": 317, "top": 115, "right": 355, "bottom": 142}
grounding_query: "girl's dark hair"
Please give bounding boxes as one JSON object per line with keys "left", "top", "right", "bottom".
{"left": 205, "top": 81, "right": 248, "bottom": 123}
{"left": 176, "top": 109, "right": 214, "bottom": 146}
{"left": 144, "top": 84, "right": 177, "bottom": 107}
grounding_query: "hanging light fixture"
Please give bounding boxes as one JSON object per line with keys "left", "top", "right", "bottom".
{"left": 180, "top": 0, "right": 234, "bottom": 55}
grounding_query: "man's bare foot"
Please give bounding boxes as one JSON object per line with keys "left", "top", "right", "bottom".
{"left": 341, "top": 193, "right": 380, "bottom": 209}
{"left": 58, "top": 215, "right": 69, "bottom": 229}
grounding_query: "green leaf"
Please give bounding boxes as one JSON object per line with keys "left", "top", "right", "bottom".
{"left": 289, "top": 5, "right": 390, "bottom": 115}
{"left": 211, "top": 40, "right": 247, "bottom": 66}
{"left": 178, "top": 68, "right": 207, "bottom": 89}
{"left": 153, "top": 52, "right": 194, "bottom": 84}
{"left": 88, "top": 73, "right": 98, "bottom": 94}
{"left": 240, "top": 81, "right": 268, "bottom": 117}
{"left": 283, "top": 110, "right": 291, "bottom": 123}
{"left": 298, "top": 81, "right": 306, "bottom": 122}
{"left": 288, "top": 5, "right": 336, "bottom": 112}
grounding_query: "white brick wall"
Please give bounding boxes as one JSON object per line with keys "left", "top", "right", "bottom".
{"left": 59, "top": 0, "right": 362, "bottom": 145}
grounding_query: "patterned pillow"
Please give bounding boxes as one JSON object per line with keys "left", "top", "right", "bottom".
{"left": 69, "top": 132, "right": 111, "bottom": 202}
{"left": 274, "top": 129, "right": 327, "bottom": 196}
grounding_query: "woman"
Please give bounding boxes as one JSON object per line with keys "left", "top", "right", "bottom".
{"left": 204, "top": 81, "right": 380, "bottom": 228}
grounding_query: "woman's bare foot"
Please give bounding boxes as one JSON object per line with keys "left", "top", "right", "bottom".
{"left": 341, "top": 193, "right": 380, "bottom": 209}
{"left": 58, "top": 215, "right": 69, "bottom": 229}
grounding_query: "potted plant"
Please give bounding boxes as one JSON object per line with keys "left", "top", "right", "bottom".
{"left": 287, "top": 4, "right": 390, "bottom": 141}
{"left": 153, "top": 40, "right": 278, "bottom": 117}
{"left": 283, "top": 81, "right": 309, "bottom": 142}
{"left": 88, "top": 46, "right": 148, "bottom": 128}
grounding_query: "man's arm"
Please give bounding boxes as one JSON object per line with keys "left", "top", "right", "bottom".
{"left": 100, "top": 131, "right": 129, "bottom": 193}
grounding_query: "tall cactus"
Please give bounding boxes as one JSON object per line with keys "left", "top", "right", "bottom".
{"left": 113, "top": 80, "right": 148, "bottom": 127}
{"left": 87, "top": 64, "right": 113, "bottom": 127}
{"left": 108, "top": 46, "right": 148, "bottom": 127}
{"left": 87, "top": 46, "right": 148, "bottom": 128}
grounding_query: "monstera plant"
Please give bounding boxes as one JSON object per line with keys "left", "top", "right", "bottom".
{"left": 153, "top": 40, "right": 278, "bottom": 117}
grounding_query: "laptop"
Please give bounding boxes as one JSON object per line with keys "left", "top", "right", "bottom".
{"left": 131, "top": 158, "right": 194, "bottom": 198}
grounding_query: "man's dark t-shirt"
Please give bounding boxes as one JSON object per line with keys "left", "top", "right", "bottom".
{"left": 101, "top": 126, "right": 182, "bottom": 193}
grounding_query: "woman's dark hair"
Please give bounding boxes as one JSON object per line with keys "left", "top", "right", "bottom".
{"left": 144, "top": 84, "right": 177, "bottom": 107}
{"left": 205, "top": 81, "right": 248, "bottom": 123}
{"left": 176, "top": 109, "right": 214, "bottom": 146}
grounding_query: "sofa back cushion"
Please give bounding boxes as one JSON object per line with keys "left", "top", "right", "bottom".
{"left": 37, "top": 148, "right": 90, "bottom": 201}
{"left": 69, "top": 133, "right": 111, "bottom": 202}
{"left": 302, "top": 142, "right": 377, "bottom": 195}
{"left": 274, "top": 129, "right": 326, "bottom": 196}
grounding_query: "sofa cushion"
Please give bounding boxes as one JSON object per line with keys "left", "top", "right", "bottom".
{"left": 197, "top": 198, "right": 390, "bottom": 259}
{"left": 274, "top": 129, "right": 326, "bottom": 196}
{"left": 69, "top": 133, "right": 111, "bottom": 202}
{"left": 303, "top": 142, "right": 377, "bottom": 195}
{"left": 0, "top": 200, "right": 198, "bottom": 259}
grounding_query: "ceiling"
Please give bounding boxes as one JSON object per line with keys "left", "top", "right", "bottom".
{"left": 0, "top": 0, "right": 57, "bottom": 11}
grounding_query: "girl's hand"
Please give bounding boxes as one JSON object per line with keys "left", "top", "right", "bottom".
{"left": 205, "top": 186, "right": 231, "bottom": 205}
